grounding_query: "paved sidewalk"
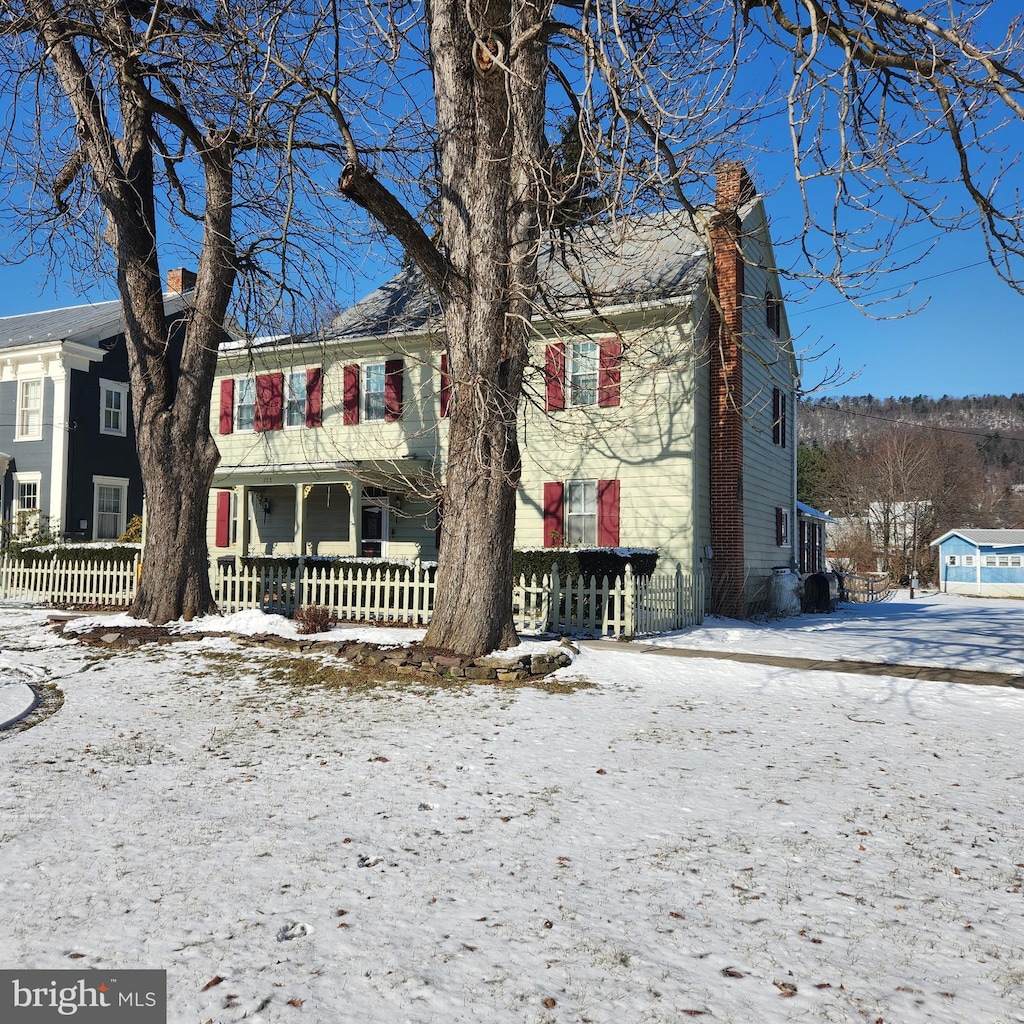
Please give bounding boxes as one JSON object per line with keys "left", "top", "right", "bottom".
{"left": 580, "top": 639, "right": 1024, "bottom": 689}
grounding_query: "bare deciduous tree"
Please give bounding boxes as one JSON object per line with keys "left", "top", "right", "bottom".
{"left": 2, "top": 1, "right": 1023, "bottom": 653}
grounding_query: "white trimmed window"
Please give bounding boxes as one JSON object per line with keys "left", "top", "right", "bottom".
{"left": 565, "top": 480, "right": 597, "bottom": 545}
{"left": 99, "top": 379, "right": 129, "bottom": 436}
{"left": 946, "top": 554, "right": 959, "bottom": 566}
{"left": 93, "top": 476, "right": 129, "bottom": 540}
{"left": 12, "top": 471, "right": 41, "bottom": 534}
{"left": 363, "top": 363, "right": 386, "bottom": 422}
{"left": 569, "top": 342, "right": 599, "bottom": 408}
{"left": 285, "top": 370, "right": 307, "bottom": 428}
{"left": 235, "top": 378, "right": 256, "bottom": 431}
{"left": 16, "top": 378, "right": 43, "bottom": 440}
{"left": 964, "top": 555, "right": 975, "bottom": 566}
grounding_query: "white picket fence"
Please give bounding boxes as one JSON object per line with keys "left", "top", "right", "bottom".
{"left": 0, "top": 554, "right": 705, "bottom": 638}
{"left": 0, "top": 555, "right": 138, "bottom": 608}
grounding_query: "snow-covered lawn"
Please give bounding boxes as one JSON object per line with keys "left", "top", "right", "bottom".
{"left": 1, "top": 592, "right": 1023, "bottom": 1023}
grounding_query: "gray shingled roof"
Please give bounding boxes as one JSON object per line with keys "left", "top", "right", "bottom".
{"left": 0, "top": 292, "right": 190, "bottom": 352}
{"left": 931, "top": 529, "right": 1024, "bottom": 547}
{"left": 326, "top": 207, "right": 710, "bottom": 342}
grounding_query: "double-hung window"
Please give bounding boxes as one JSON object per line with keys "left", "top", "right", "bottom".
{"left": 569, "top": 342, "right": 599, "bottom": 407}
{"left": 16, "top": 379, "right": 43, "bottom": 440}
{"left": 565, "top": 481, "right": 598, "bottom": 546}
{"left": 235, "top": 378, "right": 256, "bottom": 431}
{"left": 12, "top": 472, "right": 41, "bottom": 535}
{"left": 363, "top": 363, "right": 387, "bottom": 422}
{"left": 285, "top": 371, "right": 308, "bottom": 428}
{"left": 100, "top": 379, "right": 129, "bottom": 436}
{"left": 93, "top": 476, "right": 129, "bottom": 540}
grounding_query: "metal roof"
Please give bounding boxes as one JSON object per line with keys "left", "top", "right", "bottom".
{"left": 0, "top": 292, "right": 190, "bottom": 352}
{"left": 796, "top": 500, "right": 836, "bottom": 522}
{"left": 324, "top": 207, "right": 712, "bottom": 342}
{"left": 930, "top": 529, "right": 1024, "bottom": 548}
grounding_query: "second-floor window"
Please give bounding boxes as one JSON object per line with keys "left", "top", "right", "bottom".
{"left": 363, "top": 363, "right": 387, "bottom": 422}
{"left": 285, "top": 371, "right": 308, "bottom": 427}
{"left": 218, "top": 369, "right": 322, "bottom": 435}
{"left": 16, "top": 379, "right": 42, "bottom": 440}
{"left": 545, "top": 337, "right": 621, "bottom": 411}
{"left": 568, "top": 342, "right": 599, "bottom": 407}
{"left": 236, "top": 378, "right": 256, "bottom": 431}
{"left": 772, "top": 387, "right": 787, "bottom": 447}
{"left": 100, "top": 379, "right": 129, "bottom": 436}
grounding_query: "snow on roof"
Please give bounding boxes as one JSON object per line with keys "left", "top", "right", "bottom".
{"left": 325, "top": 208, "right": 710, "bottom": 342}
{"left": 930, "top": 528, "right": 1024, "bottom": 548}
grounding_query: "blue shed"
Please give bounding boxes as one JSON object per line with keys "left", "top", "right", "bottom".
{"left": 930, "top": 529, "right": 1024, "bottom": 597}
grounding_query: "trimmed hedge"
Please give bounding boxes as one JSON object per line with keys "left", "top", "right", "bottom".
{"left": 512, "top": 548, "right": 658, "bottom": 582}
{"left": 235, "top": 555, "right": 437, "bottom": 578}
{"left": 7, "top": 544, "right": 142, "bottom": 566}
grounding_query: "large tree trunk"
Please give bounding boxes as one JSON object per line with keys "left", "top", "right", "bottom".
{"left": 132, "top": 421, "right": 220, "bottom": 622}
{"left": 420, "top": 0, "right": 547, "bottom": 656}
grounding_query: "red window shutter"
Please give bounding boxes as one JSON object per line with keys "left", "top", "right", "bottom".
{"left": 306, "top": 367, "right": 323, "bottom": 427}
{"left": 343, "top": 364, "right": 360, "bottom": 425}
{"left": 218, "top": 379, "right": 234, "bottom": 435}
{"left": 776, "top": 506, "right": 784, "bottom": 546}
{"left": 440, "top": 354, "right": 451, "bottom": 418}
{"left": 545, "top": 343, "right": 565, "bottom": 411}
{"left": 543, "top": 482, "right": 564, "bottom": 547}
{"left": 215, "top": 491, "right": 231, "bottom": 548}
{"left": 597, "top": 479, "right": 620, "bottom": 547}
{"left": 384, "top": 358, "right": 404, "bottom": 422}
{"left": 598, "top": 338, "right": 622, "bottom": 408}
{"left": 255, "top": 372, "right": 284, "bottom": 432}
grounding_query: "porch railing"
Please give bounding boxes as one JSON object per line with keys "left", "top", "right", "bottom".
{"left": 0, "top": 554, "right": 706, "bottom": 639}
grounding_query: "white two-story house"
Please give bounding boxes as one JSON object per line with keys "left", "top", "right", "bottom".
{"left": 207, "top": 163, "right": 798, "bottom": 616}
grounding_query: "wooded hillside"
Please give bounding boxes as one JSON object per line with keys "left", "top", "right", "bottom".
{"left": 798, "top": 394, "right": 1024, "bottom": 579}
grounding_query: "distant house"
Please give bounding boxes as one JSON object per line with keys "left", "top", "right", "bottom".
{"left": 0, "top": 271, "right": 195, "bottom": 543}
{"left": 207, "top": 162, "right": 800, "bottom": 617}
{"left": 930, "top": 529, "right": 1024, "bottom": 597}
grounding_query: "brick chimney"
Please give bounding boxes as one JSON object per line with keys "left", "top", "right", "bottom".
{"left": 708, "top": 162, "right": 755, "bottom": 618}
{"left": 166, "top": 267, "right": 197, "bottom": 293}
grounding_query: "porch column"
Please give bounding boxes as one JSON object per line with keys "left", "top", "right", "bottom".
{"left": 237, "top": 485, "right": 250, "bottom": 558}
{"left": 294, "top": 483, "right": 309, "bottom": 558}
{"left": 349, "top": 479, "right": 361, "bottom": 557}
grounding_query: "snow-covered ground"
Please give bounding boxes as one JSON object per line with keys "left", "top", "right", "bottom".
{"left": 1, "top": 592, "right": 1023, "bottom": 1023}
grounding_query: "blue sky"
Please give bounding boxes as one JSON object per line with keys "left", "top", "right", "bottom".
{"left": 4, "top": 210, "right": 1017, "bottom": 402}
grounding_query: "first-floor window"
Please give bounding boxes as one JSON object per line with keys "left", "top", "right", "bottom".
{"left": 776, "top": 506, "right": 791, "bottom": 546}
{"left": 93, "top": 477, "right": 128, "bottom": 540}
{"left": 12, "top": 473, "right": 41, "bottom": 535}
{"left": 565, "top": 480, "right": 597, "bottom": 545}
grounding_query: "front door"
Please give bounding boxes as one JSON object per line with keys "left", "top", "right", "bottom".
{"left": 361, "top": 504, "right": 386, "bottom": 558}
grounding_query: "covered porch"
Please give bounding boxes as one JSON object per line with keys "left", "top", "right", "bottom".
{"left": 210, "top": 459, "right": 439, "bottom": 563}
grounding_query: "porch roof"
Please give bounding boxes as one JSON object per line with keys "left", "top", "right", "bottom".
{"left": 213, "top": 458, "right": 435, "bottom": 490}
